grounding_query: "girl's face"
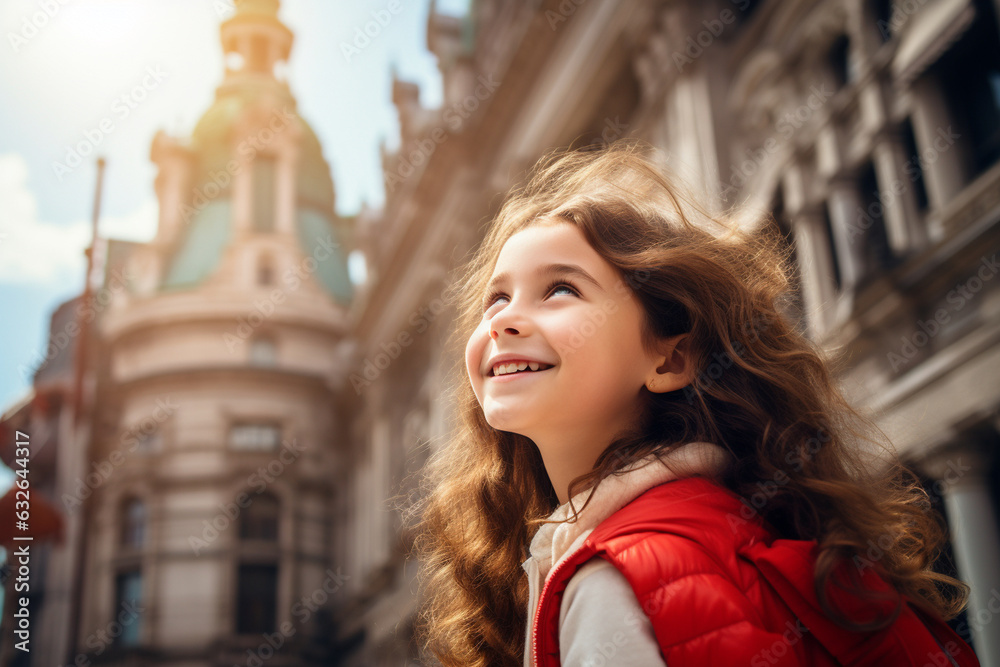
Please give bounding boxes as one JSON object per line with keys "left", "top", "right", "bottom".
{"left": 465, "top": 221, "right": 664, "bottom": 451}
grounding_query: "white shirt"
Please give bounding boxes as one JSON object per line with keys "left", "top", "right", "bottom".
{"left": 558, "top": 558, "right": 668, "bottom": 666}
{"left": 520, "top": 441, "right": 732, "bottom": 667}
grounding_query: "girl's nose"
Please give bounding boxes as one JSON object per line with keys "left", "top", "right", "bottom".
{"left": 490, "top": 322, "right": 521, "bottom": 340}
{"left": 489, "top": 300, "right": 527, "bottom": 338}
{"left": 491, "top": 324, "right": 520, "bottom": 339}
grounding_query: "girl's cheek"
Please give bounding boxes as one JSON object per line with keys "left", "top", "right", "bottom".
{"left": 464, "top": 342, "right": 478, "bottom": 379}
{"left": 465, "top": 326, "right": 488, "bottom": 378}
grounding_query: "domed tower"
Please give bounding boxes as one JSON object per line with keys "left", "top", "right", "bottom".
{"left": 83, "top": 1, "right": 351, "bottom": 663}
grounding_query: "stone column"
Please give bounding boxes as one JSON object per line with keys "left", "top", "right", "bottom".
{"left": 909, "top": 74, "right": 968, "bottom": 218}
{"left": 275, "top": 138, "right": 299, "bottom": 236}
{"left": 924, "top": 445, "right": 1000, "bottom": 667}
{"left": 791, "top": 206, "right": 840, "bottom": 337}
{"left": 871, "top": 127, "right": 928, "bottom": 255}
{"left": 232, "top": 150, "right": 253, "bottom": 235}
{"left": 826, "top": 179, "right": 867, "bottom": 291}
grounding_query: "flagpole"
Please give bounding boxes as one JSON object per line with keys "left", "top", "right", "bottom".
{"left": 72, "top": 157, "right": 105, "bottom": 427}
{"left": 66, "top": 156, "right": 104, "bottom": 665}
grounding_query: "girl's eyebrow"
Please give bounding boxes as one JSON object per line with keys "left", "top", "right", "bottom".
{"left": 485, "top": 263, "right": 602, "bottom": 294}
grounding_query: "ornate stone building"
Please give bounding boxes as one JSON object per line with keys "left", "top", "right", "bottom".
{"left": 338, "top": 0, "right": 1000, "bottom": 665}
{"left": 3, "top": 0, "right": 998, "bottom": 666}
{"left": 2, "top": 0, "right": 357, "bottom": 665}
{"left": 83, "top": 0, "right": 358, "bottom": 663}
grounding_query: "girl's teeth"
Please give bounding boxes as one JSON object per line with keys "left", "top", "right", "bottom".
{"left": 493, "top": 361, "right": 552, "bottom": 375}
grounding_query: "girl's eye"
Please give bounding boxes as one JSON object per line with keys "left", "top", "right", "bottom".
{"left": 482, "top": 290, "right": 507, "bottom": 311}
{"left": 482, "top": 280, "right": 578, "bottom": 312}
{"left": 549, "top": 282, "right": 577, "bottom": 297}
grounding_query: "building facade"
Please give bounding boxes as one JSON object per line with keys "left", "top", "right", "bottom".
{"left": 80, "top": 0, "right": 359, "bottom": 663}
{"left": 338, "top": 0, "right": 1000, "bottom": 665}
{"left": 2, "top": 0, "right": 358, "bottom": 665}
{"left": 3, "top": 0, "right": 998, "bottom": 666}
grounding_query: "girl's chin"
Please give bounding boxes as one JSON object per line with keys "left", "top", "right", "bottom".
{"left": 485, "top": 416, "right": 525, "bottom": 433}
{"left": 483, "top": 409, "right": 532, "bottom": 436}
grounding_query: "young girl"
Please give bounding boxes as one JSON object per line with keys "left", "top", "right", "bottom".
{"left": 405, "top": 140, "right": 978, "bottom": 666}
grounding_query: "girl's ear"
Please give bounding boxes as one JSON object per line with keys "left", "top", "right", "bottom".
{"left": 645, "top": 333, "right": 695, "bottom": 393}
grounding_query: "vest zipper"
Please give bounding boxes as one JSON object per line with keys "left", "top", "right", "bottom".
{"left": 530, "top": 540, "right": 596, "bottom": 667}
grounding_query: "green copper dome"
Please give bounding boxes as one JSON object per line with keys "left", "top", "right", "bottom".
{"left": 162, "top": 199, "right": 232, "bottom": 290}
{"left": 189, "top": 88, "right": 335, "bottom": 211}
{"left": 162, "top": 198, "right": 353, "bottom": 307}
{"left": 158, "top": 0, "right": 351, "bottom": 306}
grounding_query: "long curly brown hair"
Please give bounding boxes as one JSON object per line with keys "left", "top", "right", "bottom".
{"left": 401, "top": 139, "right": 969, "bottom": 667}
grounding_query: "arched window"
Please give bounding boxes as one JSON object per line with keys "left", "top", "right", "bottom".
{"left": 121, "top": 498, "right": 146, "bottom": 550}
{"left": 240, "top": 493, "right": 280, "bottom": 542}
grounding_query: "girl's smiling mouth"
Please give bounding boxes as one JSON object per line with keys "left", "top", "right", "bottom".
{"left": 486, "top": 353, "right": 556, "bottom": 377}
{"left": 491, "top": 360, "right": 555, "bottom": 376}
{"left": 489, "top": 366, "right": 554, "bottom": 381}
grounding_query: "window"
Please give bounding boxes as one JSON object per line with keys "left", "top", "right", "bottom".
{"left": 134, "top": 427, "right": 161, "bottom": 454}
{"left": 932, "top": 2, "right": 1000, "bottom": 177}
{"left": 257, "top": 255, "right": 274, "bottom": 286}
{"left": 229, "top": 423, "right": 281, "bottom": 451}
{"left": 225, "top": 51, "right": 245, "bottom": 73}
{"left": 252, "top": 156, "right": 277, "bottom": 232}
{"left": 821, "top": 202, "right": 843, "bottom": 291}
{"left": 121, "top": 498, "right": 146, "bottom": 550}
{"left": 240, "top": 493, "right": 280, "bottom": 542}
{"left": 731, "top": 0, "right": 765, "bottom": 30}
{"left": 114, "top": 570, "right": 143, "bottom": 646}
{"left": 249, "top": 337, "right": 277, "bottom": 367}
{"left": 900, "top": 117, "right": 929, "bottom": 212}
{"left": 856, "top": 160, "right": 896, "bottom": 282}
{"left": 828, "top": 34, "right": 851, "bottom": 88}
{"left": 872, "top": 0, "right": 893, "bottom": 42}
{"left": 236, "top": 564, "right": 277, "bottom": 634}
{"left": 236, "top": 496, "right": 280, "bottom": 636}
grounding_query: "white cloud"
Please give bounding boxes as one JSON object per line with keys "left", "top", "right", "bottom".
{"left": 0, "top": 152, "right": 157, "bottom": 286}
{"left": 0, "top": 152, "right": 88, "bottom": 284}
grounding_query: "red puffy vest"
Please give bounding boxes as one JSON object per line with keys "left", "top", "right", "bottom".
{"left": 530, "top": 476, "right": 979, "bottom": 666}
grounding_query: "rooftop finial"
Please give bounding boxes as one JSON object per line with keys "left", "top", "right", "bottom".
{"left": 221, "top": 0, "right": 292, "bottom": 78}
{"left": 232, "top": 0, "right": 280, "bottom": 16}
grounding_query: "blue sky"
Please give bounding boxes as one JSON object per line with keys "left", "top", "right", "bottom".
{"left": 0, "top": 0, "right": 466, "bottom": 408}
{"left": 0, "top": 0, "right": 466, "bottom": 489}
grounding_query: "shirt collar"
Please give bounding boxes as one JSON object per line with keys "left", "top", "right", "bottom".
{"left": 523, "top": 441, "right": 733, "bottom": 579}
